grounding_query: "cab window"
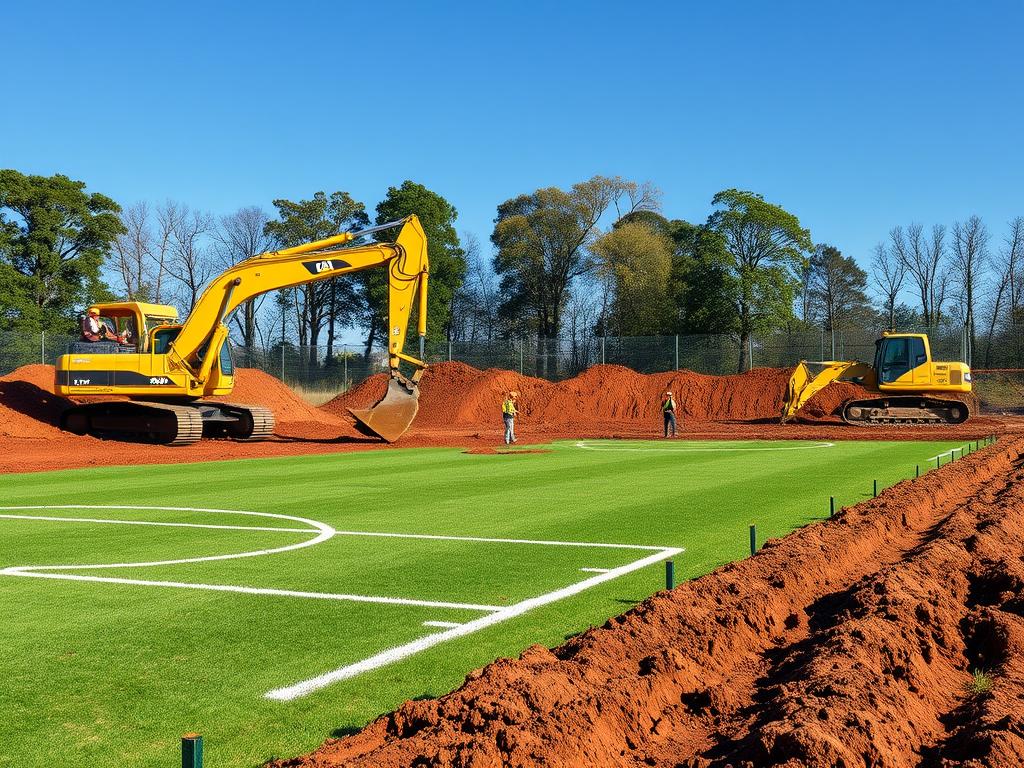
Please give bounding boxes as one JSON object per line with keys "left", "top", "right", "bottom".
{"left": 909, "top": 336, "right": 927, "bottom": 367}
{"left": 879, "top": 337, "right": 910, "bottom": 383}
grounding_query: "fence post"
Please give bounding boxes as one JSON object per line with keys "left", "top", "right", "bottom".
{"left": 674, "top": 335, "right": 679, "bottom": 370}
{"left": 343, "top": 349, "right": 348, "bottom": 389}
{"left": 448, "top": 341, "right": 452, "bottom": 362}
{"left": 748, "top": 336, "right": 754, "bottom": 370}
{"left": 830, "top": 329, "right": 836, "bottom": 360}
{"left": 41, "top": 330, "right": 46, "bottom": 364}
{"left": 820, "top": 329, "right": 824, "bottom": 360}
{"left": 280, "top": 345, "right": 285, "bottom": 381}
{"left": 601, "top": 336, "right": 606, "bottom": 365}
{"left": 519, "top": 340, "right": 524, "bottom": 374}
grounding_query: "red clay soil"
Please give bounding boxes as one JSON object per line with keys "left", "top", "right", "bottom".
{"left": 1, "top": 362, "right": 1019, "bottom": 474}
{"left": 272, "top": 438, "right": 1024, "bottom": 768}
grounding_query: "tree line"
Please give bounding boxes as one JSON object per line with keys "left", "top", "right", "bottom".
{"left": 2, "top": 167, "right": 1023, "bottom": 372}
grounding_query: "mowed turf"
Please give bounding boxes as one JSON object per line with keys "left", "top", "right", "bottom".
{"left": 0, "top": 438, "right": 969, "bottom": 767}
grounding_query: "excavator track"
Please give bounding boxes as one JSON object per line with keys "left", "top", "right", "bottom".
{"left": 842, "top": 396, "right": 970, "bottom": 426}
{"left": 59, "top": 401, "right": 276, "bottom": 445}
{"left": 61, "top": 401, "right": 205, "bottom": 446}
{"left": 206, "top": 402, "right": 276, "bottom": 441}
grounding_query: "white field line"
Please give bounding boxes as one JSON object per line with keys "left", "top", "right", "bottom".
{"left": 574, "top": 440, "right": 835, "bottom": 453}
{"left": 0, "top": 505, "right": 683, "bottom": 700}
{"left": 579, "top": 567, "right": 610, "bottom": 573}
{"left": 265, "top": 544, "right": 683, "bottom": 701}
{"left": 422, "top": 620, "right": 463, "bottom": 628}
{"left": 0, "top": 513, "right": 314, "bottom": 534}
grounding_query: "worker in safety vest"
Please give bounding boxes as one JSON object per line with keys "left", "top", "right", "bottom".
{"left": 502, "top": 391, "right": 519, "bottom": 445}
{"left": 661, "top": 390, "right": 677, "bottom": 438}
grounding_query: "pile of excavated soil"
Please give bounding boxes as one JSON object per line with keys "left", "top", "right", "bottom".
{"left": 325, "top": 363, "right": 793, "bottom": 426}
{"left": 273, "top": 438, "right": 1024, "bottom": 768}
{"left": 0, "top": 364, "right": 67, "bottom": 438}
{"left": 210, "top": 367, "right": 344, "bottom": 426}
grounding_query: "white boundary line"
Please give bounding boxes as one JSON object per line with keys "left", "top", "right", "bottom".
{"left": 0, "top": 505, "right": 683, "bottom": 700}
{"left": 574, "top": 440, "right": 835, "bottom": 453}
{"left": 926, "top": 444, "right": 971, "bottom": 462}
{"left": 264, "top": 544, "right": 682, "bottom": 701}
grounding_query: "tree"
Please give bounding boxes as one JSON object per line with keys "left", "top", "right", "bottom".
{"left": 165, "top": 207, "right": 214, "bottom": 314}
{"left": 706, "top": 189, "right": 812, "bottom": 371}
{"left": 592, "top": 220, "right": 674, "bottom": 336}
{"left": 890, "top": 223, "right": 947, "bottom": 327}
{"left": 215, "top": 206, "right": 273, "bottom": 350}
{"left": 0, "top": 170, "right": 122, "bottom": 333}
{"left": 666, "top": 220, "right": 739, "bottom": 335}
{"left": 950, "top": 215, "right": 989, "bottom": 363}
{"left": 449, "top": 232, "right": 500, "bottom": 342}
{"left": 368, "top": 181, "right": 466, "bottom": 357}
{"left": 264, "top": 192, "right": 369, "bottom": 365}
{"left": 112, "top": 201, "right": 155, "bottom": 302}
{"left": 806, "top": 244, "right": 872, "bottom": 331}
{"left": 492, "top": 175, "right": 658, "bottom": 373}
{"left": 870, "top": 241, "right": 905, "bottom": 329}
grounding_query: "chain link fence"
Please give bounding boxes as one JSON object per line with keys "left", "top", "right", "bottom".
{"left": 5, "top": 324, "right": 1022, "bottom": 401}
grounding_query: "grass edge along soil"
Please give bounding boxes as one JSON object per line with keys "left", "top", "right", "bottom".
{"left": 274, "top": 437, "right": 1024, "bottom": 768}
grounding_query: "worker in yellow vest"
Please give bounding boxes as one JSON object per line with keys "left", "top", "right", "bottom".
{"left": 662, "top": 390, "right": 677, "bottom": 437}
{"left": 502, "top": 391, "right": 519, "bottom": 445}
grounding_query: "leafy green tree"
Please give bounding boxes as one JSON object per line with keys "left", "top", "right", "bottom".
{"left": 707, "top": 189, "right": 812, "bottom": 370}
{"left": 493, "top": 175, "right": 658, "bottom": 372}
{"left": 592, "top": 221, "right": 674, "bottom": 336}
{"left": 666, "top": 220, "right": 740, "bottom": 335}
{"left": 264, "top": 191, "right": 369, "bottom": 364}
{"left": 807, "top": 244, "right": 873, "bottom": 331}
{"left": 367, "top": 181, "right": 465, "bottom": 355}
{"left": 0, "top": 170, "right": 122, "bottom": 333}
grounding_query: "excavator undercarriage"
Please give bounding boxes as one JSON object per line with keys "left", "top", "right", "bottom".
{"left": 60, "top": 400, "right": 276, "bottom": 446}
{"left": 840, "top": 396, "right": 970, "bottom": 426}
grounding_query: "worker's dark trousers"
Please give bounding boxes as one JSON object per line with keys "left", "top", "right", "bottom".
{"left": 504, "top": 415, "right": 516, "bottom": 444}
{"left": 663, "top": 411, "right": 677, "bottom": 437}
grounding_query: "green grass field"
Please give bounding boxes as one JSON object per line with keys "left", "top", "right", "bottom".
{"left": 0, "top": 438, "right": 971, "bottom": 767}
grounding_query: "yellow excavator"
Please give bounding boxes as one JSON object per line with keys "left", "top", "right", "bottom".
{"left": 780, "top": 331, "right": 973, "bottom": 425}
{"left": 55, "top": 216, "right": 430, "bottom": 445}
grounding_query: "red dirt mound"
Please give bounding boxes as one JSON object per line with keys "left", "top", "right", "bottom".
{"left": 211, "top": 368, "right": 344, "bottom": 425}
{"left": 327, "top": 363, "right": 792, "bottom": 428}
{"left": 273, "top": 438, "right": 1024, "bottom": 768}
{"left": 0, "top": 364, "right": 67, "bottom": 438}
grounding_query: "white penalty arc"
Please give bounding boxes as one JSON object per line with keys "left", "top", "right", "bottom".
{"left": 574, "top": 440, "right": 835, "bottom": 453}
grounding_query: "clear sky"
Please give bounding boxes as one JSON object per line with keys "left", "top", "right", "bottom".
{"left": 4, "top": 1, "right": 1023, "bottom": 272}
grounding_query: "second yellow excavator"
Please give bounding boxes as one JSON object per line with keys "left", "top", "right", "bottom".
{"left": 781, "top": 331, "right": 973, "bottom": 425}
{"left": 55, "top": 216, "right": 430, "bottom": 445}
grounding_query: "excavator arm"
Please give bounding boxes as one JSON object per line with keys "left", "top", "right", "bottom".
{"left": 780, "top": 360, "right": 873, "bottom": 423}
{"left": 167, "top": 216, "right": 430, "bottom": 441}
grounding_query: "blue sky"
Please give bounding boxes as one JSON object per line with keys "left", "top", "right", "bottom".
{"left": 4, "top": 1, "right": 1023, "bottom": 273}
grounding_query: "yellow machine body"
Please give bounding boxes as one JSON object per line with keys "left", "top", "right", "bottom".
{"left": 55, "top": 216, "right": 430, "bottom": 444}
{"left": 781, "top": 332, "right": 973, "bottom": 425}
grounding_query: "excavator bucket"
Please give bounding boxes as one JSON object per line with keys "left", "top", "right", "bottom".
{"left": 348, "top": 374, "right": 420, "bottom": 442}
{"left": 780, "top": 362, "right": 813, "bottom": 423}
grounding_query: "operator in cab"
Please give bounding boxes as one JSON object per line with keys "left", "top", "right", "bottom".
{"left": 80, "top": 308, "right": 119, "bottom": 343}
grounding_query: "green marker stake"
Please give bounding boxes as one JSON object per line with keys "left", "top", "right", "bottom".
{"left": 182, "top": 734, "right": 203, "bottom": 768}
{"left": 915, "top": 464, "right": 920, "bottom": 478}
{"left": 873, "top": 479, "right": 878, "bottom": 497}
{"left": 829, "top": 496, "right": 835, "bottom": 516}
{"left": 749, "top": 524, "right": 757, "bottom": 556}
